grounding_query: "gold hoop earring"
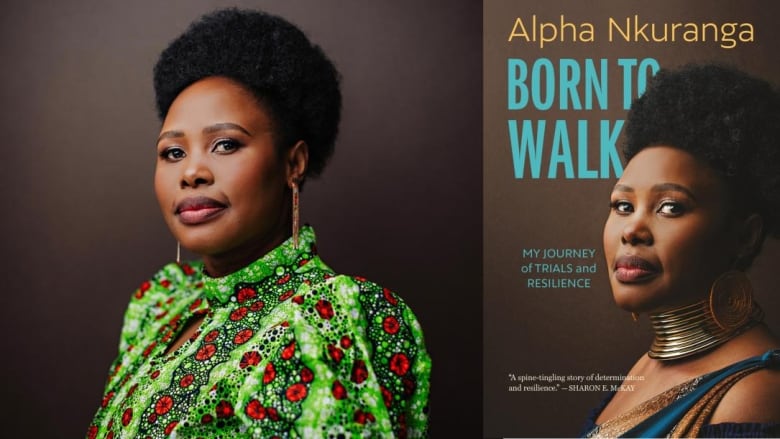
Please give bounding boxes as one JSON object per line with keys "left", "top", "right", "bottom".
{"left": 709, "top": 270, "right": 754, "bottom": 331}
{"left": 291, "top": 180, "right": 300, "bottom": 249}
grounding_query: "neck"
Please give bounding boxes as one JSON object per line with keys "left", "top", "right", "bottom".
{"left": 202, "top": 222, "right": 291, "bottom": 278}
{"left": 647, "top": 299, "right": 763, "bottom": 361}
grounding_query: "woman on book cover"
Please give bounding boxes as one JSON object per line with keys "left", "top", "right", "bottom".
{"left": 582, "top": 64, "right": 780, "bottom": 437}
{"left": 85, "top": 9, "right": 430, "bottom": 438}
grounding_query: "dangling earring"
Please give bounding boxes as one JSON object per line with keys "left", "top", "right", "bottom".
{"left": 631, "top": 312, "right": 639, "bottom": 323}
{"left": 176, "top": 241, "right": 181, "bottom": 264}
{"left": 291, "top": 180, "right": 300, "bottom": 249}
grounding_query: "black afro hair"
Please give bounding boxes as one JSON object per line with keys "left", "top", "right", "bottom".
{"left": 625, "top": 64, "right": 780, "bottom": 252}
{"left": 153, "top": 8, "right": 341, "bottom": 178}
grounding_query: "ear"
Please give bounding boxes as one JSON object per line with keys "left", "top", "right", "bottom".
{"left": 285, "top": 140, "right": 309, "bottom": 185}
{"left": 734, "top": 213, "right": 764, "bottom": 268}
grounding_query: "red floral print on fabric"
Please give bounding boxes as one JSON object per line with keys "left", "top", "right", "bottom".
{"left": 142, "top": 342, "right": 157, "bottom": 358}
{"left": 285, "top": 383, "right": 308, "bottom": 402}
{"left": 353, "top": 409, "right": 375, "bottom": 425}
{"left": 179, "top": 374, "right": 194, "bottom": 388}
{"left": 204, "top": 330, "right": 219, "bottom": 342}
{"left": 381, "top": 386, "right": 393, "bottom": 408}
{"left": 127, "top": 383, "right": 139, "bottom": 398}
{"left": 135, "top": 281, "right": 151, "bottom": 299}
{"left": 327, "top": 344, "right": 344, "bottom": 363}
{"left": 332, "top": 380, "right": 347, "bottom": 400}
{"left": 240, "top": 351, "right": 261, "bottom": 369}
{"left": 233, "top": 328, "right": 253, "bottom": 345}
{"left": 87, "top": 425, "right": 98, "bottom": 439}
{"left": 101, "top": 391, "right": 115, "bottom": 408}
{"left": 281, "top": 341, "right": 295, "bottom": 360}
{"left": 236, "top": 287, "right": 256, "bottom": 303}
{"left": 87, "top": 231, "right": 431, "bottom": 438}
{"left": 351, "top": 360, "right": 368, "bottom": 384}
{"left": 383, "top": 287, "right": 398, "bottom": 305}
{"left": 189, "top": 298, "right": 203, "bottom": 311}
{"left": 249, "top": 300, "right": 265, "bottom": 311}
{"left": 300, "top": 367, "right": 314, "bottom": 383}
{"left": 382, "top": 316, "right": 400, "bottom": 334}
{"left": 403, "top": 377, "right": 416, "bottom": 396}
{"left": 164, "top": 420, "right": 178, "bottom": 435}
{"left": 155, "top": 395, "right": 174, "bottom": 415}
{"left": 216, "top": 400, "right": 234, "bottom": 418}
{"left": 121, "top": 408, "right": 133, "bottom": 426}
{"left": 230, "top": 307, "right": 248, "bottom": 321}
{"left": 315, "top": 300, "right": 335, "bottom": 319}
{"left": 181, "top": 263, "right": 196, "bottom": 275}
{"left": 263, "top": 362, "right": 276, "bottom": 384}
{"left": 245, "top": 399, "right": 266, "bottom": 420}
{"left": 389, "top": 352, "right": 410, "bottom": 376}
{"left": 195, "top": 344, "right": 216, "bottom": 361}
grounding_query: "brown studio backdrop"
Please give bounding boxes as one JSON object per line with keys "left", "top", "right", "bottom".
{"left": 0, "top": 1, "right": 481, "bottom": 437}
{"left": 484, "top": 0, "right": 780, "bottom": 437}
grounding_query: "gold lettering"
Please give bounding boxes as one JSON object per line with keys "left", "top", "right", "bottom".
{"left": 633, "top": 15, "right": 649, "bottom": 42}
{"left": 609, "top": 17, "right": 630, "bottom": 42}
{"left": 738, "top": 23, "right": 754, "bottom": 44}
{"left": 683, "top": 24, "right": 698, "bottom": 42}
{"left": 508, "top": 17, "right": 530, "bottom": 42}
{"left": 580, "top": 23, "right": 595, "bottom": 42}
{"left": 701, "top": 23, "right": 717, "bottom": 42}
{"left": 651, "top": 23, "right": 668, "bottom": 42}
{"left": 720, "top": 23, "right": 737, "bottom": 49}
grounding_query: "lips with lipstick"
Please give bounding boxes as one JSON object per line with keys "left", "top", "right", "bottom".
{"left": 175, "top": 196, "right": 227, "bottom": 225}
{"left": 614, "top": 255, "right": 660, "bottom": 283}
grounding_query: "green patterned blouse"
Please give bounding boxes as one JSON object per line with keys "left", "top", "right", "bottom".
{"left": 87, "top": 226, "right": 431, "bottom": 438}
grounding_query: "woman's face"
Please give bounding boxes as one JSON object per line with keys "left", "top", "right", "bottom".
{"left": 603, "top": 146, "right": 741, "bottom": 313}
{"left": 154, "top": 76, "right": 293, "bottom": 262}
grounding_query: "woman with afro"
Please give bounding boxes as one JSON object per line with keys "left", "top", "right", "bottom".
{"left": 87, "top": 9, "right": 430, "bottom": 438}
{"left": 582, "top": 64, "right": 780, "bottom": 437}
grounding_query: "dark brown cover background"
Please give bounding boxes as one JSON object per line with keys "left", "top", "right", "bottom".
{"left": 0, "top": 1, "right": 481, "bottom": 437}
{"left": 484, "top": 0, "right": 780, "bottom": 437}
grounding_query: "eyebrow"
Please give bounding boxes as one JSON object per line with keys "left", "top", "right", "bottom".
{"left": 612, "top": 182, "right": 697, "bottom": 200}
{"left": 157, "top": 123, "right": 252, "bottom": 143}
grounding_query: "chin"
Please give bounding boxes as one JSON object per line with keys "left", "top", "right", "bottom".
{"left": 174, "top": 230, "right": 231, "bottom": 257}
{"left": 611, "top": 283, "right": 662, "bottom": 314}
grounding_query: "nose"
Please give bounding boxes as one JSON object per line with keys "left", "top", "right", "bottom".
{"left": 180, "top": 157, "right": 214, "bottom": 189}
{"left": 621, "top": 215, "right": 653, "bottom": 246}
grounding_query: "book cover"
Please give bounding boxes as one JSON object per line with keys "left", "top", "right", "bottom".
{"left": 483, "top": 0, "right": 780, "bottom": 436}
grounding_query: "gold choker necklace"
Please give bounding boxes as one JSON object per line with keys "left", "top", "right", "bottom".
{"left": 648, "top": 299, "right": 763, "bottom": 361}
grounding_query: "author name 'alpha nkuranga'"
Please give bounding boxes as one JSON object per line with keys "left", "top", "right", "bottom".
{"left": 508, "top": 15, "right": 754, "bottom": 49}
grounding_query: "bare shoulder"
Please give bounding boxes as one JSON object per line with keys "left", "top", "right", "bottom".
{"left": 710, "top": 360, "right": 780, "bottom": 424}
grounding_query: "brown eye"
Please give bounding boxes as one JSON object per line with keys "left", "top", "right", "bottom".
{"left": 160, "top": 147, "right": 186, "bottom": 161}
{"left": 212, "top": 139, "right": 242, "bottom": 154}
{"left": 658, "top": 201, "right": 684, "bottom": 216}
{"left": 610, "top": 200, "right": 633, "bottom": 214}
